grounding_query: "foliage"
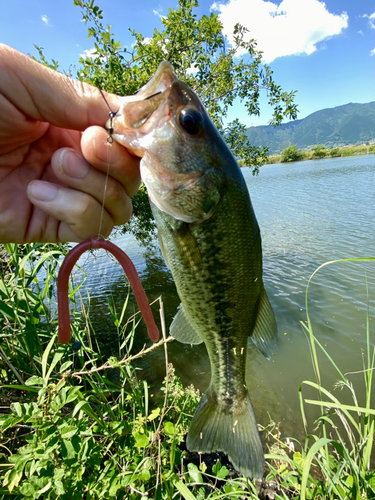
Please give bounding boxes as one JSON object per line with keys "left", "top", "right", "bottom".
{"left": 72, "top": 0, "right": 298, "bottom": 242}
{"left": 328, "top": 147, "right": 340, "bottom": 157}
{"left": 1, "top": 247, "right": 374, "bottom": 499}
{"left": 311, "top": 144, "right": 327, "bottom": 159}
{"left": 0, "top": 243, "right": 261, "bottom": 499}
{"left": 270, "top": 143, "right": 374, "bottom": 165}
{"left": 280, "top": 144, "right": 306, "bottom": 163}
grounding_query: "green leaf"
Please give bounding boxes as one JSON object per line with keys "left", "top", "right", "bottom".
{"left": 0, "top": 300, "right": 16, "bottom": 321}
{"left": 213, "top": 463, "right": 229, "bottom": 479}
{"left": 1, "top": 415, "right": 23, "bottom": 432}
{"left": 3, "top": 469, "right": 23, "bottom": 492}
{"left": 174, "top": 479, "right": 198, "bottom": 500}
{"left": 25, "top": 376, "right": 44, "bottom": 386}
{"left": 41, "top": 334, "right": 57, "bottom": 380}
{"left": 59, "top": 360, "right": 73, "bottom": 373}
{"left": 72, "top": 398, "right": 105, "bottom": 428}
{"left": 301, "top": 437, "right": 332, "bottom": 500}
{"left": 19, "top": 481, "right": 36, "bottom": 496}
{"left": 139, "top": 468, "right": 151, "bottom": 482}
{"left": 61, "top": 439, "right": 77, "bottom": 460}
{"left": 187, "top": 463, "right": 203, "bottom": 483}
{"left": 133, "top": 432, "right": 149, "bottom": 448}
{"left": 163, "top": 421, "right": 177, "bottom": 436}
{"left": 10, "top": 401, "right": 23, "bottom": 416}
{"left": 46, "top": 348, "right": 64, "bottom": 382}
{"left": 59, "top": 425, "right": 78, "bottom": 439}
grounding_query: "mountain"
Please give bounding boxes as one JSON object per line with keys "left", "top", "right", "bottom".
{"left": 245, "top": 102, "right": 375, "bottom": 155}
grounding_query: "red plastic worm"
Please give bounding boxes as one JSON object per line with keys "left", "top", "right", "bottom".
{"left": 57, "top": 237, "right": 159, "bottom": 344}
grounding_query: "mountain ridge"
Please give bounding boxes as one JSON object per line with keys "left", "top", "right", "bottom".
{"left": 245, "top": 101, "right": 375, "bottom": 155}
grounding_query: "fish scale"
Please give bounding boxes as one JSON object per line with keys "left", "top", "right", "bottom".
{"left": 111, "top": 61, "right": 278, "bottom": 478}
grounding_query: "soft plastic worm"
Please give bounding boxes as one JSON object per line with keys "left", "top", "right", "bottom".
{"left": 57, "top": 237, "right": 159, "bottom": 344}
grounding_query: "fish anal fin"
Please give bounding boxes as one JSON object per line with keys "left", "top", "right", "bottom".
{"left": 250, "top": 286, "right": 277, "bottom": 359}
{"left": 187, "top": 386, "right": 264, "bottom": 479}
{"left": 170, "top": 304, "right": 203, "bottom": 345}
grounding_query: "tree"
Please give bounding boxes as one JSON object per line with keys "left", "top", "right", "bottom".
{"left": 311, "top": 145, "right": 327, "bottom": 159}
{"left": 329, "top": 148, "right": 341, "bottom": 157}
{"left": 73, "top": 0, "right": 298, "bottom": 241}
{"left": 280, "top": 145, "right": 305, "bottom": 163}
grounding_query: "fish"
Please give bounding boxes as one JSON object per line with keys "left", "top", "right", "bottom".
{"left": 110, "top": 62, "right": 277, "bottom": 478}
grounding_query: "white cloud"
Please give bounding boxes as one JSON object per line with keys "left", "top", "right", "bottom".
{"left": 363, "top": 12, "right": 375, "bottom": 29}
{"left": 41, "top": 15, "right": 50, "bottom": 25}
{"left": 153, "top": 5, "right": 164, "bottom": 18}
{"left": 211, "top": 0, "right": 348, "bottom": 63}
{"left": 79, "top": 48, "right": 109, "bottom": 62}
{"left": 363, "top": 12, "right": 375, "bottom": 55}
{"left": 80, "top": 48, "right": 99, "bottom": 59}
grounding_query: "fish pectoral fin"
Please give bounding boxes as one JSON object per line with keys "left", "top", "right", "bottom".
{"left": 170, "top": 304, "right": 203, "bottom": 345}
{"left": 249, "top": 286, "right": 277, "bottom": 359}
{"left": 187, "top": 386, "right": 264, "bottom": 479}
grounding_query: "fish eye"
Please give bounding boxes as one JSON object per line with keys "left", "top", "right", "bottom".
{"left": 179, "top": 108, "right": 203, "bottom": 135}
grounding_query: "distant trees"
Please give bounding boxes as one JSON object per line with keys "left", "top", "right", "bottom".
{"left": 329, "top": 148, "right": 341, "bottom": 157}
{"left": 277, "top": 143, "right": 373, "bottom": 165}
{"left": 280, "top": 145, "right": 305, "bottom": 162}
{"left": 311, "top": 145, "right": 327, "bottom": 158}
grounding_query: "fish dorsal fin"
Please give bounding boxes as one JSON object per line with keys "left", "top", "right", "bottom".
{"left": 170, "top": 304, "right": 203, "bottom": 345}
{"left": 249, "top": 287, "right": 277, "bottom": 359}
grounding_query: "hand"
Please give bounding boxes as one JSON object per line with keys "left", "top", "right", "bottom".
{"left": 0, "top": 44, "right": 141, "bottom": 244}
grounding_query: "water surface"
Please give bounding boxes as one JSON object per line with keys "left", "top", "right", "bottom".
{"left": 74, "top": 154, "right": 375, "bottom": 440}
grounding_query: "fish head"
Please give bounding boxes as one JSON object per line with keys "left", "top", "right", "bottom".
{"left": 110, "top": 62, "right": 226, "bottom": 223}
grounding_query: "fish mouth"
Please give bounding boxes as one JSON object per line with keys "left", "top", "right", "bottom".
{"left": 110, "top": 62, "right": 178, "bottom": 142}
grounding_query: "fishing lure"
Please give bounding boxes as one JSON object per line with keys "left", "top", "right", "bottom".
{"left": 57, "top": 98, "right": 159, "bottom": 345}
{"left": 57, "top": 237, "right": 159, "bottom": 344}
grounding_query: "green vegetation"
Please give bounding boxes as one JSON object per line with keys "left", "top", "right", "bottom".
{"left": 266, "top": 143, "right": 375, "bottom": 165}
{"left": 280, "top": 145, "right": 305, "bottom": 163}
{"left": 1, "top": 244, "right": 374, "bottom": 499}
{"left": 32, "top": 0, "right": 297, "bottom": 242}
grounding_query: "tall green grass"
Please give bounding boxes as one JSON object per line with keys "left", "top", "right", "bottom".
{"left": 264, "top": 258, "right": 375, "bottom": 499}
{"left": 0, "top": 245, "right": 374, "bottom": 499}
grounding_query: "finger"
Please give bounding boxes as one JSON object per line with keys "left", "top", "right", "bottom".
{"left": 0, "top": 44, "right": 119, "bottom": 131}
{"left": 27, "top": 180, "right": 114, "bottom": 241}
{"left": 51, "top": 148, "right": 133, "bottom": 225}
{"left": 81, "top": 126, "right": 141, "bottom": 197}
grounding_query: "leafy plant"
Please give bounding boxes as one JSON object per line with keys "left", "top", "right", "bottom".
{"left": 1, "top": 246, "right": 374, "bottom": 499}
{"left": 71, "top": 0, "right": 298, "bottom": 242}
{"left": 280, "top": 144, "right": 306, "bottom": 163}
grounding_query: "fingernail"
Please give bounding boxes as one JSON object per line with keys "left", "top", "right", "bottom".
{"left": 59, "top": 148, "right": 90, "bottom": 179}
{"left": 28, "top": 181, "right": 58, "bottom": 201}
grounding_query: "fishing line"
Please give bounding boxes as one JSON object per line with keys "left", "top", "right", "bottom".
{"left": 97, "top": 88, "right": 119, "bottom": 238}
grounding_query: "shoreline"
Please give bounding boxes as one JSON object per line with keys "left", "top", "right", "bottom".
{"left": 264, "top": 144, "right": 375, "bottom": 165}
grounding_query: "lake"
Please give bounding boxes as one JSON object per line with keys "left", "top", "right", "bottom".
{"left": 73, "top": 154, "right": 375, "bottom": 440}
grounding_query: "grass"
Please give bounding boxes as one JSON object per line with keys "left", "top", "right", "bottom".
{"left": 0, "top": 244, "right": 374, "bottom": 498}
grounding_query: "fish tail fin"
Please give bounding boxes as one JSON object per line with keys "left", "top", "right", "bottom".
{"left": 186, "top": 386, "right": 264, "bottom": 478}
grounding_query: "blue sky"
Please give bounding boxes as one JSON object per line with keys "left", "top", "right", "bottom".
{"left": 1, "top": 0, "right": 374, "bottom": 127}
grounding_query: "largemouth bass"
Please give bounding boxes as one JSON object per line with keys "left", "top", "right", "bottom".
{"left": 110, "top": 62, "right": 277, "bottom": 478}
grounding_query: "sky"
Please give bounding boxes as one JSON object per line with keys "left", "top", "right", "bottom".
{"left": 1, "top": 0, "right": 374, "bottom": 127}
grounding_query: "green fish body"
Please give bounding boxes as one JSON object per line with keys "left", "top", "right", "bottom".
{"left": 111, "top": 62, "right": 277, "bottom": 478}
